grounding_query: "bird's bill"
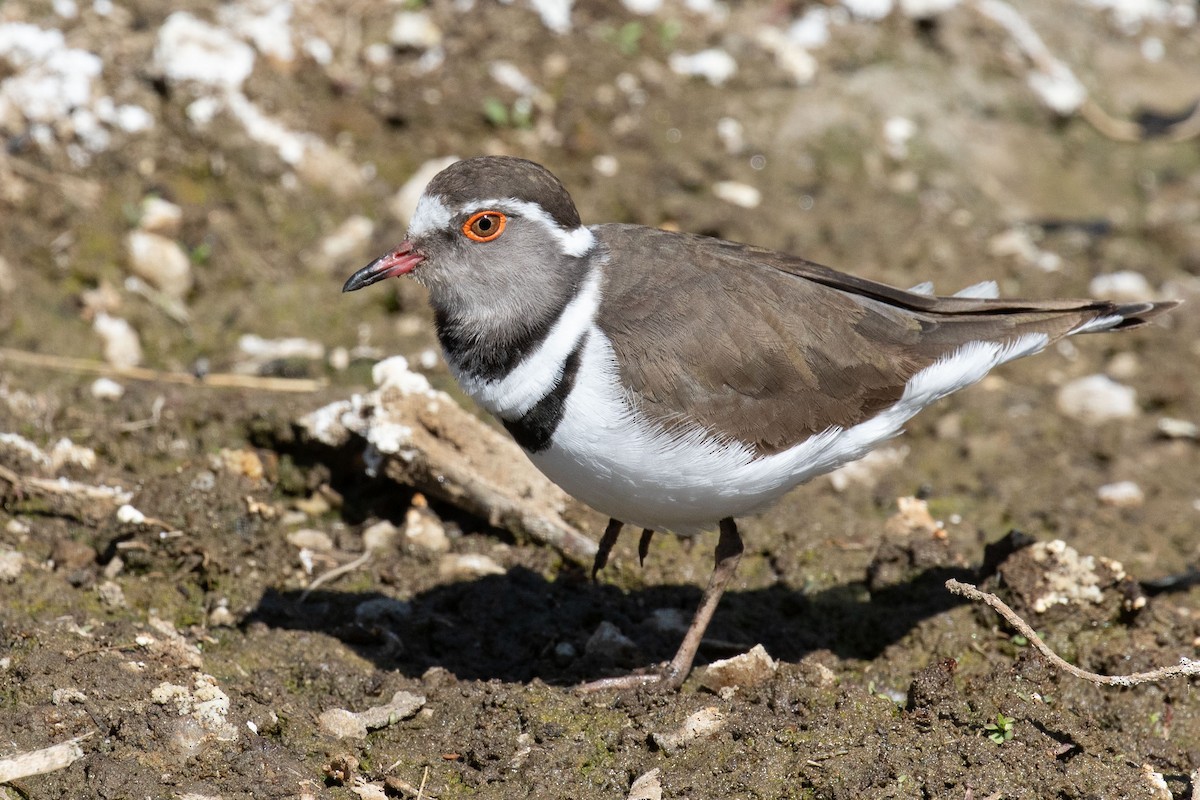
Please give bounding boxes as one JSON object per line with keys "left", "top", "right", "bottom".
{"left": 342, "top": 240, "right": 424, "bottom": 292}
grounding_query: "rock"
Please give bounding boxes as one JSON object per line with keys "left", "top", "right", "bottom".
{"left": 404, "top": 504, "right": 449, "bottom": 553}
{"left": 319, "top": 691, "right": 425, "bottom": 739}
{"left": 355, "top": 690, "right": 425, "bottom": 730}
{"left": 154, "top": 12, "right": 255, "bottom": 89}
{"left": 627, "top": 768, "right": 663, "bottom": 800}
{"left": 1157, "top": 417, "right": 1198, "bottom": 440}
{"left": 1097, "top": 480, "right": 1144, "bottom": 508}
{"left": 651, "top": 707, "right": 726, "bottom": 752}
{"left": 51, "top": 688, "right": 87, "bottom": 705}
{"left": 987, "top": 227, "right": 1062, "bottom": 272}
{"left": 390, "top": 11, "right": 442, "bottom": 50}
{"left": 883, "top": 116, "right": 917, "bottom": 160}
{"left": 997, "top": 539, "right": 1128, "bottom": 619}
{"left": 699, "top": 644, "right": 778, "bottom": 692}
{"left": 138, "top": 196, "right": 182, "bottom": 235}
{"left": 93, "top": 312, "right": 143, "bottom": 368}
{"left": 318, "top": 708, "right": 366, "bottom": 740}
{"left": 796, "top": 656, "right": 838, "bottom": 688}
{"left": 361, "top": 519, "right": 400, "bottom": 552}
{"left": 1088, "top": 271, "right": 1156, "bottom": 303}
{"left": 90, "top": 377, "right": 125, "bottom": 400}
{"left": 1056, "top": 374, "right": 1138, "bottom": 423}
{"left": 899, "top": 0, "right": 960, "bottom": 17}
{"left": 712, "top": 180, "right": 761, "bottom": 209}
{"left": 96, "top": 580, "right": 126, "bottom": 608}
{"left": 668, "top": 49, "right": 737, "bottom": 86}
{"left": 438, "top": 553, "right": 505, "bottom": 578}
{"left": 0, "top": 549, "right": 25, "bottom": 582}
{"left": 584, "top": 620, "right": 637, "bottom": 662}
{"left": 286, "top": 529, "right": 333, "bottom": 551}
{"left": 126, "top": 230, "right": 193, "bottom": 301}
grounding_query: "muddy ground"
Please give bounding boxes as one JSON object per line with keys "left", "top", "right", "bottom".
{"left": 2, "top": 1, "right": 1200, "bottom": 797}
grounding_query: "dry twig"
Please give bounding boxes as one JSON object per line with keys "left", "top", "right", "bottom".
{"left": 946, "top": 579, "right": 1200, "bottom": 686}
{"left": 0, "top": 734, "right": 91, "bottom": 783}
{"left": 0, "top": 347, "right": 324, "bottom": 393}
{"left": 299, "top": 548, "right": 374, "bottom": 602}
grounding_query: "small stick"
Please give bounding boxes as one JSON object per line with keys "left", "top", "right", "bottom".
{"left": 0, "top": 734, "right": 91, "bottom": 783}
{"left": 0, "top": 347, "right": 325, "bottom": 393}
{"left": 946, "top": 579, "right": 1200, "bottom": 686}
{"left": 299, "top": 549, "right": 373, "bottom": 602}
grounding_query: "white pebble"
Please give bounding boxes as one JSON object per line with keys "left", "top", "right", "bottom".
{"left": 116, "top": 504, "right": 146, "bottom": 524}
{"left": 842, "top": 0, "right": 894, "bottom": 19}
{"left": 417, "top": 348, "right": 439, "bottom": 370}
{"left": 1140, "top": 36, "right": 1164, "bottom": 62}
{"left": 1157, "top": 417, "right": 1198, "bottom": 440}
{"left": 668, "top": 49, "right": 737, "bottom": 87}
{"left": 1088, "top": 271, "right": 1155, "bottom": 303}
{"left": 0, "top": 549, "right": 25, "bottom": 582}
{"left": 789, "top": 8, "right": 832, "bottom": 49}
{"left": 154, "top": 12, "right": 256, "bottom": 90}
{"left": 438, "top": 553, "right": 505, "bottom": 578}
{"left": 1097, "top": 481, "right": 1144, "bottom": 508}
{"left": 592, "top": 154, "right": 619, "bottom": 177}
{"left": 883, "top": 116, "right": 917, "bottom": 160}
{"left": 286, "top": 528, "right": 334, "bottom": 551}
{"left": 138, "top": 196, "right": 183, "bottom": 236}
{"left": 404, "top": 506, "right": 449, "bottom": 552}
{"left": 372, "top": 356, "right": 435, "bottom": 396}
{"left": 93, "top": 312, "right": 143, "bottom": 369}
{"left": 91, "top": 377, "right": 124, "bottom": 400}
{"left": 700, "top": 644, "right": 778, "bottom": 692}
{"left": 1056, "top": 374, "right": 1138, "bottom": 423}
{"left": 126, "top": 230, "right": 193, "bottom": 301}
{"left": 362, "top": 519, "right": 400, "bottom": 552}
{"left": 899, "top": 0, "right": 959, "bottom": 16}
{"left": 328, "top": 346, "right": 350, "bottom": 371}
{"left": 390, "top": 11, "right": 442, "bottom": 50}
{"left": 713, "top": 180, "right": 762, "bottom": 209}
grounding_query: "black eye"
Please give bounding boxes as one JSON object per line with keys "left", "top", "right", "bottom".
{"left": 463, "top": 211, "right": 507, "bottom": 242}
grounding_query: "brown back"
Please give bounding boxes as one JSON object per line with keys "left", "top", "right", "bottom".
{"left": 594, "top": 225, "right": 1176, "bottom": 456}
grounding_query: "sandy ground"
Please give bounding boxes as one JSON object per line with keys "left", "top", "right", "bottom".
{"left": 2, "top": 1, "right": 1200, "bottom": 797}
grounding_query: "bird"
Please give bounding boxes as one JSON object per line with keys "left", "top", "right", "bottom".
{"left": 343, "top": 155, "right": 1178, "bottom": 691}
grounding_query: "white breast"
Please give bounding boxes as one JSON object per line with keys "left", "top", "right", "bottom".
{"left": 528, "top": 326, "right": 1049, "bottom": 535}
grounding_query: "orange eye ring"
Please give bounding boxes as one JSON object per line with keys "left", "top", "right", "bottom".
{"left": 462, "top": 211, "right": 507, "bottom": 242}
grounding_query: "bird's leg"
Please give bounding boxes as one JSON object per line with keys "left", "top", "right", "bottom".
{"left": 578, "top": 517, "right": 744, "bottom": 692}
{"left": 592, "top": 518, "right": 624, "bottom": 578}
{"left": 637, "top": 528, "right": 655, "bottom": 567}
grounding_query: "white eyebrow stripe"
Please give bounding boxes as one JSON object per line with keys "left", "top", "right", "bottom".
{"left": 460, "top": 197, "right": 596, "bottom": 257}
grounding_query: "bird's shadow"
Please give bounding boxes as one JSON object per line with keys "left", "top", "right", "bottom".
{"left": 247, "top": 562, "right": 973, "bottom": 685}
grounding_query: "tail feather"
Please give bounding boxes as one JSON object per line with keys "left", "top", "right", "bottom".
{"left": 1085, "top": 300, "right": 1181, "bottom": 332}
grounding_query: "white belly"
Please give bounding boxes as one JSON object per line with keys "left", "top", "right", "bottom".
{"left": 525, "top": 327, "right": 1049, "bottom": 535}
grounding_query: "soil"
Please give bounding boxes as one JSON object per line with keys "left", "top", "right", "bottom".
{"left": 2, "top": 1, "right": 1199, "bottom": 798}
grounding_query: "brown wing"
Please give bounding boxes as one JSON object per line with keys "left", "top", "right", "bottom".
{"left": 594, "top": 225, "right": 1175, "bottom": 456}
